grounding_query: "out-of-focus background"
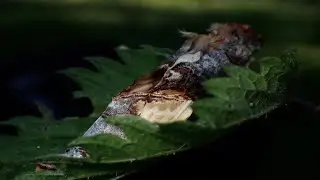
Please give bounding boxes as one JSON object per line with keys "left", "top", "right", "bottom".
{"left": 0, "top": 0, "right": 319, "bottom": 179}
{"left": 1, "top": 0, "right": 319, "bottom": 120}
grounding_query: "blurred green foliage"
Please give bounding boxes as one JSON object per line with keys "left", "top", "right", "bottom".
{"left": 1, "top": 0, "right": 319, "bottom": 100}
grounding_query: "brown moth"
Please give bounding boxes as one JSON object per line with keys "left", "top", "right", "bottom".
{"left": 35, "top": 23, "right": 263, "bottom": 171}
{"left": 101, "top": 23, "right": 262, "bottom": 125}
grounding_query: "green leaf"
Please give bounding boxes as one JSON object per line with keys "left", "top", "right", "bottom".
{"left": 0, "top": 116, "right": 95, "bottom": 179}
{"left": 193, "top": 49, "right": 298, "bottom": 128}
{"left": 10, "top": 47, "right": 297, "bottom": 180}
{"left": 14, "top": 169, "right": 125, "bottom": 180}
{"left": 14, "top": 171, "right": 66, "bottom": 180}
{"left": 28, "top": 116, "right": 215, "bottom": 180}
{"left": 59, "top": 46, "right": 166, "bottom": 115}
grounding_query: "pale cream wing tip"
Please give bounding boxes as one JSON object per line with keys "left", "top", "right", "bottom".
{"left": 137, "top": 99, "right": 193, "bottom": 124}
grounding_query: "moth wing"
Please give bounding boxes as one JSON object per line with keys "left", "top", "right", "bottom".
{"left": 119, "top": 63, "right": 171, "bottom": 94}
{"left": 134, "top": 99, "right": 193, "bottom": 124}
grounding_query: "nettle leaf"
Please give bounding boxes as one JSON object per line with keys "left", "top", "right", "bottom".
{"left": 14, "top": 47, "right": 297, "bottom": 180}
{"left": 27, "top": 116, "right": 215, "bottom": 180}
{"left": 193, "top": 48, "right": 298, "bottom": 128}
{"left": 0, "top": 116, "right": 95, "bottom": 179}
{"left": 0, "top": 116, "right": 95, "bottom": 162}
{"left": 59, "top": 46, "right": 168, "bottom": 115}
{"left": 14, "top": 171, "right": 66, "bottom": 180}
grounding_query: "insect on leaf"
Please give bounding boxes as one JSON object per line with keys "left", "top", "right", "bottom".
{"left": 9, "top": 22, "right": 298, "bottom": 180}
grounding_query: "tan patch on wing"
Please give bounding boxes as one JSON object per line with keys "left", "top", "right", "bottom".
{"left": 132, "top": 90, "right": 193, "bottom": 124}
{"left": 134, "top": 99, "right": 193, "bottom": 124}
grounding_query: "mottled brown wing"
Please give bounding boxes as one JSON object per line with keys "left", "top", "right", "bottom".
{"left": 118, "top": 61, "right": 172, "bottom": 95}
{"left": 105, "top": 56, "right": 193, "bottom": 124}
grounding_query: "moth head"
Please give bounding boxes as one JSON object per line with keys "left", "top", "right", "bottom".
{"left": 233, "top": 23, "right": 263, "bottom": 51}
{"left": 208, "top": 22, "right": 263, "bottom": 65}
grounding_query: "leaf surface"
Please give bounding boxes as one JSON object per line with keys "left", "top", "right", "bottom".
{"left": 4, "top": 47, "right": 297, "bottom": 180}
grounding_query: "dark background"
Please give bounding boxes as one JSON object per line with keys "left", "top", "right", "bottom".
{"left": 0, "top": 0, "right": 320, "bottom": 179}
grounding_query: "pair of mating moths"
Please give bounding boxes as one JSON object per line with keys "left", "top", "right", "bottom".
{"left": 37, "top": 23, "right": 263, "bottom": 170}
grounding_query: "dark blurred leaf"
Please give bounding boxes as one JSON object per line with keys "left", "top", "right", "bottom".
{"left": 59, "top": 46, "right": 166, "bottom": 116}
